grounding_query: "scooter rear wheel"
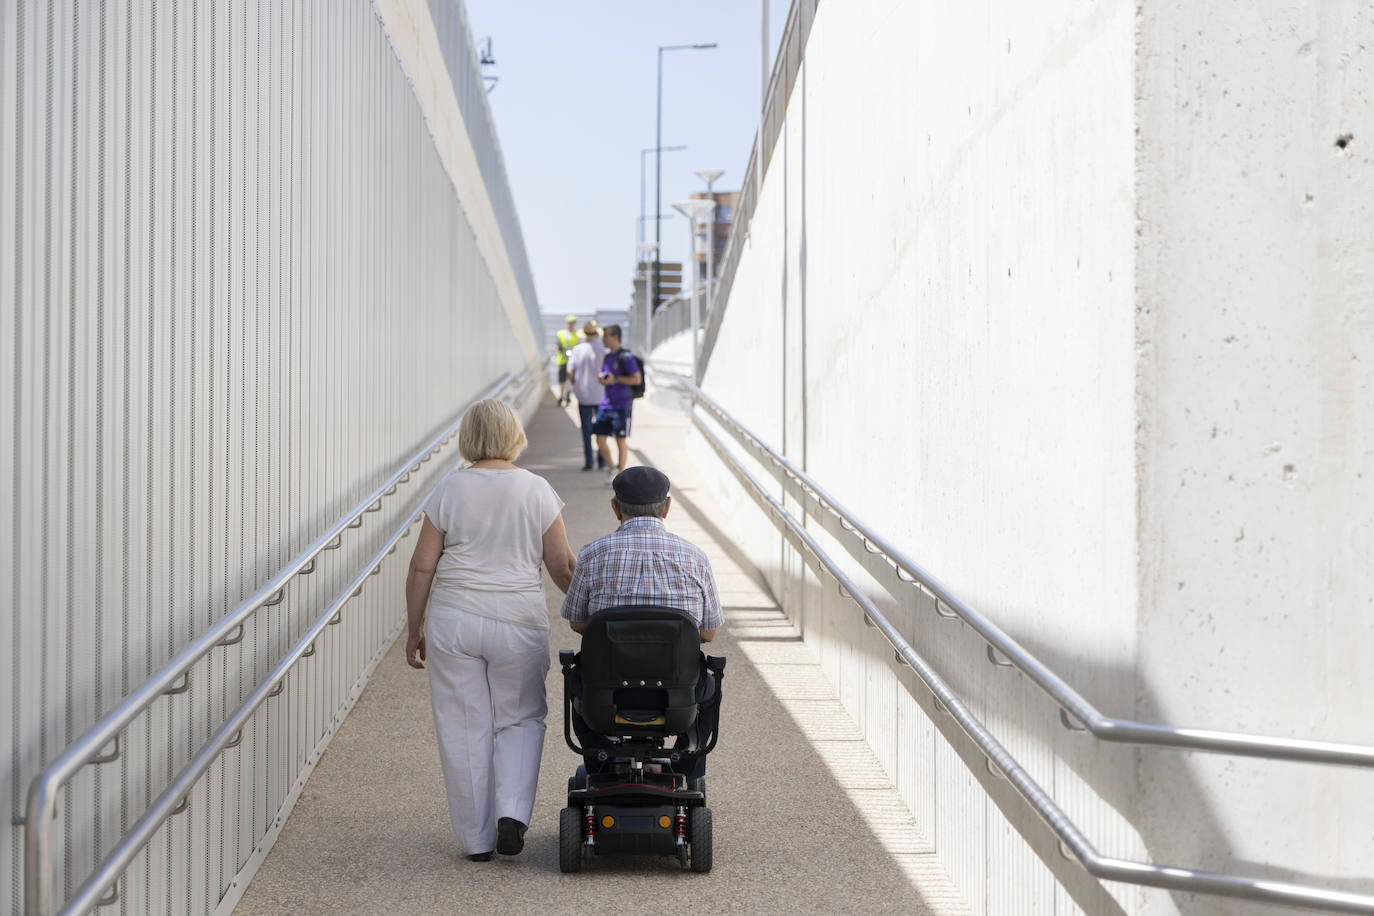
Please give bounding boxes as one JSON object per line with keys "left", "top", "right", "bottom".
{"left": 559, "top": 807, "right": 584, "bottom": 873}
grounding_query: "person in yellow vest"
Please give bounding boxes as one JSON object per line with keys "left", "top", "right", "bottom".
{"left": 555, "top": 314, "right": 580, "bottom": 406}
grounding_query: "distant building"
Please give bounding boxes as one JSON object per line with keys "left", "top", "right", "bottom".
{"left": 627, "top": 194, "right": 734, "bottom": 320}
{"left": 630, "top": 260, "right": 682, "bottom": 314}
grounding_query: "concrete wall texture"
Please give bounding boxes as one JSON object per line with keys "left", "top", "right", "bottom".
{"left": 682, "top": 1, "right": 1374, "bottom": 913}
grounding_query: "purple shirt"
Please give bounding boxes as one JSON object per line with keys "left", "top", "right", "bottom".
{"left": 598, "top": 349, "right": 640, "bottom": 410}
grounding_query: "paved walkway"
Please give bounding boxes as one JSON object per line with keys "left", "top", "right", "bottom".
{"left": 235, "top": 388, "right": 969, "bottom": 915}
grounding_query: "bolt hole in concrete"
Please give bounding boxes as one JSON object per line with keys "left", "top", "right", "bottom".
{"left": 1335, "top": 133, "right": 1353, "bottom": 150}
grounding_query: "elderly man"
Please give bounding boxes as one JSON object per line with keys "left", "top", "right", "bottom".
{"left": 560, "top": 466, "right": 723, "bottom": 779}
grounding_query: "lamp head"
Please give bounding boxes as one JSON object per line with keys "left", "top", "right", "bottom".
{"left": 695, "top": 169, "right": 725, "bottom": 191}
{"left": 672, "top": 199, "right": 717, "bottom": 222}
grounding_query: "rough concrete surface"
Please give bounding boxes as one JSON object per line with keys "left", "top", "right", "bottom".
{"left": 234, "top": 390, "right": 969, "bottom": 915}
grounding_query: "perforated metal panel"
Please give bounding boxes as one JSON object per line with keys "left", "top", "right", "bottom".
{"left": 1, "top": 1, "right": 537, "bottom": 912}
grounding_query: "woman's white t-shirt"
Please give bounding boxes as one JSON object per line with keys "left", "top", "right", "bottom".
{"left": 422, "top": 467, "right": 565, "bottom": 629}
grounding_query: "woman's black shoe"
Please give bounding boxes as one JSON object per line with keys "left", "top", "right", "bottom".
{"left": 468, "top": 851, "right": 493, "bottom": 862}
{"left": 496, "top": 817, "right": 527, "bottom": 855}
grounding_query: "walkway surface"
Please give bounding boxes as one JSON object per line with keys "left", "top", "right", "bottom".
{"left": 235, "top": 385, "right": 970, "bottom": 915}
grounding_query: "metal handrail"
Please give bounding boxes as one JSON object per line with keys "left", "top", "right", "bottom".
{"left": 60, "top": 500, "right": 431, "bottom": 915}
{"left": 510, "top": 357, "right": 547, "bottom": 410}
{"left": 676, "top": 376, "right": 1374, "bottom": 767}
{"left": 647, "top": 280, "right": 717, "bottom": 355}
{"left": 660, "top": 370, "right": 1374, "bottom": 913}
{"left": 23, "top": 369, "right": 528, "bottom": 915}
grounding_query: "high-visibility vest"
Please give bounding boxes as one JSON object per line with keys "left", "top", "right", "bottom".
{"left": 556, "top": 330, "right": 579, "bottom": 365}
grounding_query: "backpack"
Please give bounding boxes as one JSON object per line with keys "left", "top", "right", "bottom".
{"left": 618, "top": 350, "right": 647, "bottom": 399}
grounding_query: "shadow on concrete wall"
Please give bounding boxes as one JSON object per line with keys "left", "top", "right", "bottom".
{"left": 806, "top": 541, "right": 1371, "bottom": 916}
{"left": 1013, "top": 633, "right": 1374, "bottom": 914}
{"left": 655, "top": 29, "right": 1366, "bottom": 915}
{"left": 650, "top": 451, "right": 1122, "bottom": 914}
{"left": 827, "top": 578, "right": 1133, "bottom": 916}
{"left": 658, "top": 408, "right": 1369, "bottom": 912}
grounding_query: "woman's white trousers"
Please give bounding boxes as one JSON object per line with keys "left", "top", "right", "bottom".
{"left": 425, "top": 606, "right": 550, "bottom": 854}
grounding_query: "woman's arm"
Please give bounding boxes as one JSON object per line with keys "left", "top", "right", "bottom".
{"left": 405, "top": 516, "right": 445, "bottom": 668}
{"left": 542, "top": 514, "right": 577, "bottom": 594}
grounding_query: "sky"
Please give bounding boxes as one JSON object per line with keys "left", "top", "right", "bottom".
{"left": 463, "top": 0, "right": 791, "bottom": 317}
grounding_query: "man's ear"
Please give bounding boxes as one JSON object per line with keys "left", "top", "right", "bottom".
{"left": 661, "top": 495, "right": 671, "bottom": 519}
{"left": 610, "top": 497, "right": 623, "bottom": 521}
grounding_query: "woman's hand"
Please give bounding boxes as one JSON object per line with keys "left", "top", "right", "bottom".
{"left": 542, "top": 515, "right": 577, "bottom": 594}
{"left": 405, "top": 517, "right": 443, "bottom": 669}
{"left": 406, "top": 631, "right": 427, "bottom": 669}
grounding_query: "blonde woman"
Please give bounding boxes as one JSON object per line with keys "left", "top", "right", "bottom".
{"left": 404, "top": 398, "right": 576, "bottom": 861}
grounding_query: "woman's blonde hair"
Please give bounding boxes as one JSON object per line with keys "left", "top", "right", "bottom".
{"left": 458, "top": 398, "right": 527, "bottom": 462}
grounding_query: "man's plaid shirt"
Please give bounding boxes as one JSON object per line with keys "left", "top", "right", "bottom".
{"left": 561, "top": 517, "right": 724, "bottom": 630}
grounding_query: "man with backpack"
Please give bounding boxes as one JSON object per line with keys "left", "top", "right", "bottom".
{"left": 591, "top": 324, "right": 643, "bottom": 486}
{"left": 566, "top": 320, "right": 609, "bottom": 471}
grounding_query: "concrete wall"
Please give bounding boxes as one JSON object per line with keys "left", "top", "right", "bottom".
{"left": 676, "top": 0, "right": 1374, "bottom": 913}
{"left": 1133, "top": 2, "right": 1374, "bottom": 910}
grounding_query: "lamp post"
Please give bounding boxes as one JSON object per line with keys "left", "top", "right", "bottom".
{"left": 695, "top": 169, "right": 724, "bottom": 192}
{"left": 656, "top": 43, "right": 716, "bottom": 316}
{"left": 672, "top": 198, "right": 717, "bottom": 383}
{"left": 693, "top": 170, "right": 725, "bottom": 324}
{"left": 758, "top": 1, "right": 768, "bottom": 205}
{"left": 639, "top": 146, "right": 687, "bottom": 246}
{"left": 637, "top": 241, "right": 658, "bottom": 354}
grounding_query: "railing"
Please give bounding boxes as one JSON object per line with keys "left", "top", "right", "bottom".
{"left": 657, "top": 369, "right": 1374, "bottom": 914}
{"left": 692, "top": 0, "right": 818, "bottom": 380}
{"left": 645, "top": 282, "right": 716, "bottom": 356}
{"left": 508, "top": 356, "right": 545, "bottom": 410}
{"left": 24, "top": 369, "right": 533, "bottom": 916}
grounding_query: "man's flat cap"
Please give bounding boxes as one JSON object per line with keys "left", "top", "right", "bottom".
{"left": 613, "top": 466, "right": 670, "bottom": 505}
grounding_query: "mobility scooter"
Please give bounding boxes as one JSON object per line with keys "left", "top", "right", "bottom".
{"left": 557, "top": 605, "right": 726, "bottom": 873}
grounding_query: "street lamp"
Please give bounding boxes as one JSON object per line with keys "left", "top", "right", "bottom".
{"left": 672, "top": 198, "right": 717, "bottom": 382}
{"left": 693, "top": 170, "right": 725, "bottom": 320}
{"left": 655, "top": 42, "right": 716, "bottom": 316}
{"left": 695, "top": 169, "right": 724, "bottom": 192}
{"left": 639, "top": 146, "right": 687, "bottom": 246}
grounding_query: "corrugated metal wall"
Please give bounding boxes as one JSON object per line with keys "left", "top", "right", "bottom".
{"left": 0, "top": 1, "right": 535, "bottom": 912}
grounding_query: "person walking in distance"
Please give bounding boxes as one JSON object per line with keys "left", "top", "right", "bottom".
{"left": 566, "top": 320, "right": 608, "bottom": 471}
{"left": 555, "top": 314, "right": 580, "bottom": 407}
{"left": 591, "top": 324, "right": 641, "bottom": 485}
